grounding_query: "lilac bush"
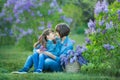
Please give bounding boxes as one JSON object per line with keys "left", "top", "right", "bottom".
{"left": 82, "top": 0, "right": 120, "bottom": 75}
{"left": 0, "top": 0, "right": 72, "bottom": 49}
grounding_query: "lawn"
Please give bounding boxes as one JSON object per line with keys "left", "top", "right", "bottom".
{"left": 0, "top": 34, "right": 119, "bottom": 80}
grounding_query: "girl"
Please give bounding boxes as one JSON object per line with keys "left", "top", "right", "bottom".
{"left": 33, "top": 29, "right": 61, "bottom": 73}
{"left": 12, "top": 29, "right": 61, "bottom": 74}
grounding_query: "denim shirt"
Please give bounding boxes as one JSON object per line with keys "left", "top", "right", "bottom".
{"left": 46, "top": 39, "right": 61, "bottom": 56}
{"left": 33, "top": 38, "right": 61, "bottom": 57}
{"left": 59, "top": 36, "right": 74, "bottom": 55}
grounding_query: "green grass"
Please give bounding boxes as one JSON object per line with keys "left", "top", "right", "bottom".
{"left": 0, "top": 34, "right": 119, "bottom": 80}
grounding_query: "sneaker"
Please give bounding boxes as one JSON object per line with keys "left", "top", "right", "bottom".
{"left": 11, "top": 68, "right": 28, "bottom": 74}
{"left": 11, "top": 71, "right": 27, "bottom": 74}
{"left": 33, "top": 69, "right": 42, "bottom": 74}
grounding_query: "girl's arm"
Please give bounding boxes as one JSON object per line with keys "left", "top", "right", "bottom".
{"left": 43, "top": 51, "right": 56, "bottom": 59}
{"left": 36, "top": 50, "right": 56, "bottom": 60}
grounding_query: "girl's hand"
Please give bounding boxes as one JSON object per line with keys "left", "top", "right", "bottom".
{"left": 36, "top": 49, "right": 43, "bottom": 54}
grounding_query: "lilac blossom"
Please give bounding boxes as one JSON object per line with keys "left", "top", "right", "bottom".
{"left": 85, "top": 38, "right": 91, "bottom": 44}
{"left": 50, "top": 0, "right": 58, "bottom": 8}
{"left": 106, "top": 21, "right": 113, "bottom": 29}
{"left": 102, "top": 29, "right": 107, "bottom": 34}
{"left": 99, "top": 19, "right": 105, "bottom": 26}
{"left": 88, "top": 19, "right": 96, "bottom": 29}
{"left": 47, "top": 22, "right": 52, "bottom": 28}
{"left": 58, "top": 8, "right": 63, "bottom": 13}
{"left": 61, "top": 16, "right": 73, "bottom": 25}
{"left": 103, "top": 44, "right": 115, "bottom": 50}
{"left": 118, "top": 0, "right": 120, "bottom": 2}
{"left": 85, "top": 19, "right": 96, "bottom": 34}
{"left": 97, "top": 28, "right": 101, "bottom": 33}
{"left": 16, "top": 19, "right": 21, "bottom": 23}
{"left": 118, "top": 10, "right": 120, "bottom": 20}
{"left": 94, "top": 0, "right": 109, "bottom": 16}
{"left": 27, "top": 29, "right": 33, "bottom": 35}
{"left": 0, "top": 11, "right": 5, "bottom": 18}
{"left": 48, "top": 10, "right": 54, "bottom": 15}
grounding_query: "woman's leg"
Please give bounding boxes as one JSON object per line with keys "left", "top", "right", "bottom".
{"left": 44, "top": 58, "right": 62, "bottom": 72}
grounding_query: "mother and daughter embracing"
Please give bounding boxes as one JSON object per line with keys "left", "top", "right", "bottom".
{"left": 12, "top": 23, "right": 74, "bottom": 74}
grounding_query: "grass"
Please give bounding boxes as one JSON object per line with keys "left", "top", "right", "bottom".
{"left": 0, "top": 34, "right": 119, "bottom": 80}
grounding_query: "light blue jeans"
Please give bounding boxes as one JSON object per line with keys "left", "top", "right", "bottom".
{"left": 22, "top": 52, "right": 62, "bottom": 72}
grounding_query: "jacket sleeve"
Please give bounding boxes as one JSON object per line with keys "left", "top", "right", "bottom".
{"left": 33, "top": 44, "right": 41, "bottom": 53}
{"left": 62, "top": 42, "right": 74, "bottom": 54}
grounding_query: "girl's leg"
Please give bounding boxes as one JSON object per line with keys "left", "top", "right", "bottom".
{"left": 35, "top": 54, "right": 48, "bottom": 73}
{"left": 32, "top": 52, "right": 39, "bottom": 71}
{"left": 19, "top": 55, "right": 33, "bottom": 72}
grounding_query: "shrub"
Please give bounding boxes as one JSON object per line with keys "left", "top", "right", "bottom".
{"left": 0, "top": 0, "right": 72, "bottom": 50}
{"left": 82, "top": 0, "right": 120, "bottom": 76}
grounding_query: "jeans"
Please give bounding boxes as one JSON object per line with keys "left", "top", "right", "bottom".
{"left": 22, "top": 53, "right": 62, "bottom": 72}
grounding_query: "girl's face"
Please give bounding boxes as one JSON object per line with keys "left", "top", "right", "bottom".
{"left": 47, "top": 31, "right": 55, "bottom": 40}
{"left": 56, "top": 32, "right": 60, "bottom": 38}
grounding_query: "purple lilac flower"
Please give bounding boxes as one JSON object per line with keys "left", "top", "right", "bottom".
{"left": 60, "top": 16, "right": 73, "bottom": 25}
{"left": 47, "top": 22, "right": 52, "bottom": 28}
{"left": 85, "top": 38, "right": 91, "bottom": 44}
{"left": 4, "top": 0, "right": 16, "bottom": 7}
{"left": 106, "top": 21, "right": 113, "bottom": 29}
{"left": 99, "top": 19, "right": 105, "bottom": 26}
{"left": 118, "top": 10, "right": 120, "bottom": 20}
{"left": 88, "top": 19, "right": 96, "bottom": 29}
{"left": 102, "top": 29, "right": 107, "bottom": 34}
{"left": 94, "top": 0, "right": 108, "bottom": 16}
{"left": 4, "top": 17, "right": 13, "bottom": 22}
{"left": 9, "top": 29, "right": 14, "bottom": 36}
{"left": 118, "top": 0, "right": 120, "bottom": 2}
{"left": 0, "top": 11, "right": 5, "bottom": 18}
{"left": 58, "top": 8, "right": 63, "bottom": 13}
{"left": 70, "top": 58, "right": 75, "bottom": 64}
{"left": 27, "top": 29, "right": 33, "bottom": 35}
{"left": 86, "top": 19, "right": 96, "bottom": 34}
{"left": 75, "top": 45, "right": 87, "bottom": 56}
{"left": 97, "top": 28, "right": 101, "bottom": 33}
{"left": 103, "top": 44, "right": 115, "bottom": 50}
{"left": 16, "top": 19, "right": 21, "bottom": 23}
{"left": 50, "top": 0, "right": 58, "bottom": 8}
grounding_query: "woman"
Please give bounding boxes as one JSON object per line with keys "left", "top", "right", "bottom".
{"left": 13, "top": 23, "right": 74, "bottom": 73}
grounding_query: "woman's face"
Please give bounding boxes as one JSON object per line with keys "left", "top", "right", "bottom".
{"left": 47, "top": 32, "right": 55, "bottom": 40}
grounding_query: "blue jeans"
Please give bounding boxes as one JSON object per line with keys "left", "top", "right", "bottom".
{"left": 22, "top": 53, "right": 62, "bottom": 72}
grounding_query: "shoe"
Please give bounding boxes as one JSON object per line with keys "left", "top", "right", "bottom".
{"left": 11, "top": 68, "right": 28, "bottom": 74}
{"left": 11, "top": 71, "right": 27, "bottom": 74}
{"left": 33, "top": 69, "right": 42, "bottom": 74}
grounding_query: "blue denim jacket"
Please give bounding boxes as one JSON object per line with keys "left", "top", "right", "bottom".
{"left": 33, "top": 38, "right": 61, "bottom": 56}
{"left": 60, "top": 36, "right": 74, "bottom": 55}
